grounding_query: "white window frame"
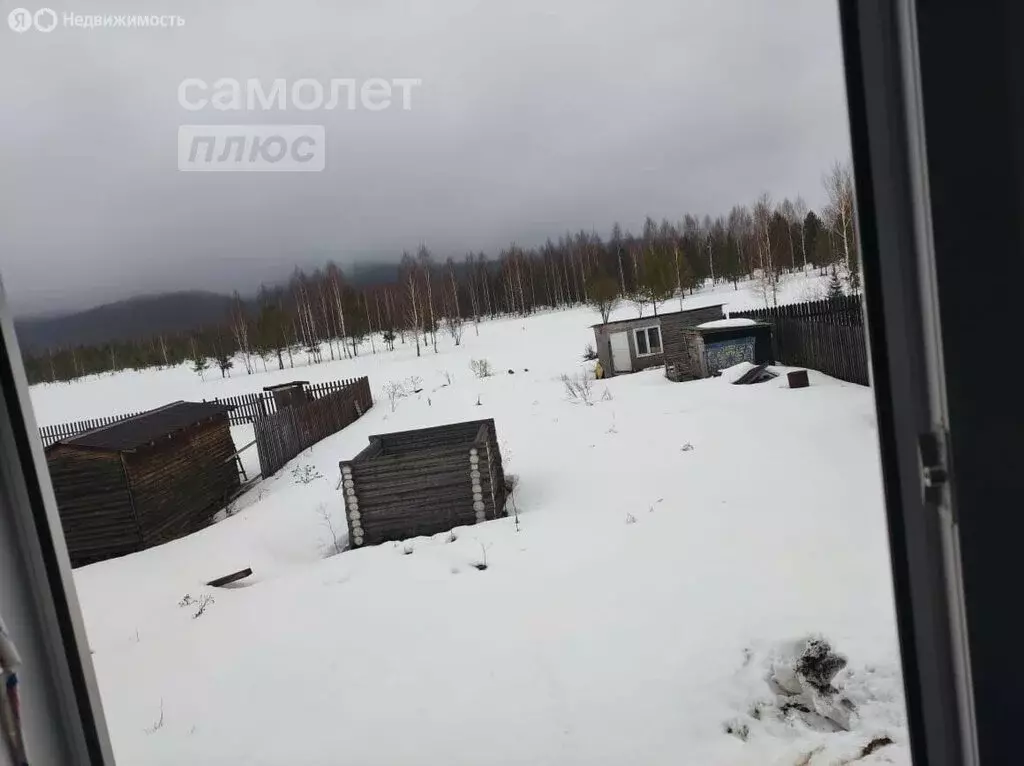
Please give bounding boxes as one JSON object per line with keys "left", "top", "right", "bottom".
{"left": 633, "top": 325, "right": 662, "bottom": 357}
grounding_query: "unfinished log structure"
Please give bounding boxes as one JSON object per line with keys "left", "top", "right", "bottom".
{"left": 340, "top": 419, "right": 505, "bottom": 547}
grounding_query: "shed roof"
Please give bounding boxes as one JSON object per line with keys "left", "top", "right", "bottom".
{"left": 590, "top": 304, "right": 726, "bottom": 329}
{"left": 693, "top": 320, "right": 772, "bottom": 335}
{"left": 54, "top": 401, "right": 234, "bottom": 452}
{"left": 263, "top": 381, "right": 309, "bottom": 391}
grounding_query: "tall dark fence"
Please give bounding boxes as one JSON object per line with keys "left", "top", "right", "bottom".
{"left": 209, "top": 378, "right": 358, "bottom": 426}
{"left": 38, "top": 378, "right": 367, "bottom": 448}
{"left": 732, "top": 295, "right": 869, "bottom": 385}
{"left": 253, "top": 377, "right": 373, "bottom": 478}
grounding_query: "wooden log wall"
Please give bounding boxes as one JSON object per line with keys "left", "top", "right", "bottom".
{"left": 663, "top": 328, "right": 705, "bottom": 381}
{"left": 45, "top": 447, "right": 139, "bottom": 567}
{"left": 341, "top": 419, "right": 506, "bottom": 548}
{"left": 124, "top": 417, "right": 240, "bottom": 547}
{"left": 253, "top": 376, "right": 373, "bottom": 477}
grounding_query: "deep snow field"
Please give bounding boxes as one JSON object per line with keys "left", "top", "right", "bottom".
{"left": 29, "top": 274, "right": 911, "bottom": 765}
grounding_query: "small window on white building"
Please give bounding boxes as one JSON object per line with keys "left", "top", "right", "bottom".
{"left": 634, "top": 326, "right": 662, "bottom": 356}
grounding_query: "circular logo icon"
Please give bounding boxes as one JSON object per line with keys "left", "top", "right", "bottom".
{"left": 8, "top": 8, "right": 33, "bottom": 32}
{"left": 34, "top": 8, "right": 57, "bottom": 33}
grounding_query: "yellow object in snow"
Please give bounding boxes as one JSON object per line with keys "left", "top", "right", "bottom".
{"left": 595, "top": 361, "right": 604, "bottom": 379}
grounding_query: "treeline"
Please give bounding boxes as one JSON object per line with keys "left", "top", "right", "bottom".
{"left": 23, "top": 162, "right": 857, "bottom": 384}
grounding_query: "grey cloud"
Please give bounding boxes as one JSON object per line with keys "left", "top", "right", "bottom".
{"left": 0, "top": 0, "right": 849, "bottom": 315}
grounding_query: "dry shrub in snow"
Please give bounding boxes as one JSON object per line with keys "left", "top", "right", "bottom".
{"left": 561, "top": 373, "right": 594, "bottom": 405}
{"left": 470, "top": 358, "right": 493, "bottom": 378}
{"left": 582, "top": 343, "right": 598, "bottom": 361}
{"left": 317, "top": 503, "right": 345, "bottom": 556}
{"left": 383, "top": 380, "right": 406, "bottom": 411}
{"left": 179, "top": 593, "right": 215, "bottom": 619}
{"left": 445, "top": 314, "right": 465, "bottom": 345}
{"left": 144, "top": 700, "right": 165, "bottom": 734}
{"left": 291, "top": 464, "right": 323, "bottom": 484}
{"left": 472, "top": 541, "right": 490, "bottom": 570}
{"left": 504, "top": 473, "right": 521, "bottom": 532}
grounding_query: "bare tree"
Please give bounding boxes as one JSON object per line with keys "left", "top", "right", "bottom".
{"left": 417, "top": 244, "right": 438, "bottom": 353}
{"left": 778, "top": 198, "right": 799, "bottom": 272}
{"left": 586, "top": 272, "right": 619, "bottom": 323}
{"left": 702, "top": 214, "right": 716, "bottom": 284}
{"left": 229, "top": 292, "right": 254, "bottom": 374}
{"left": 326, "top": 264, "right": 351, "bottom": 359}
{"left": 363, "top": 292, "right": 376, "bottom": 354}
{"left": 753, "top": 193, "right": 779, "bottom": 307}
{"left": 464, "top": 254, "right": 481, "bottom": 335}
{"left": 442, "top": 270, "right": 465, "bottom": 345}
{"left": 793, "top": 196, "right": 809, "bottom": 270}
{"left": 400, "top": 252, "right": 422, "bottom": 357}
{"left": 629, "top": 246, "right": 647, "bottom": 316}
{"left": 726, "top": 206, "right": 750, "bottom": 288}
{"left": 823, "top": 161, "right": 856, "bottom": 277}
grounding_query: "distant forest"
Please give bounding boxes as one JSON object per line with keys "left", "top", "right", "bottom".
{"left": 22, "top": 162, "right": 857, "bottom": 385}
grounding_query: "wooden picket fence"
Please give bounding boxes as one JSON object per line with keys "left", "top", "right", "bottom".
{"left": 253, "top": 377, "right": 373, "bottom": 478}
{"left": 732, "top": 295, "right": 870, "bottom": 385}
{"left": 207, "top": 378, "right": 360, "bottom": 426}
{"left": 37, "top": 378, "right": 368, "bottom": 448}
{"left": 38, "top": 411, "right": 147, "bottom": 448}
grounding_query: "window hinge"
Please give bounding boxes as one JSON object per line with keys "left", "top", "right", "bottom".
{"left": 918, "top": 429, "right": 952, "bottom": 514}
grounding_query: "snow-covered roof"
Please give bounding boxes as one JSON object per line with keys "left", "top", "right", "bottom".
{"left": 697, "top": 318, "right": 758, "bottom": 329}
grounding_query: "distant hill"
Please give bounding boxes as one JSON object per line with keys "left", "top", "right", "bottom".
{"left": 13, "top": 260, "right": 403, "bottom": 353}
{"left": 14, "top": 291, "right": 235, "bottom": 352}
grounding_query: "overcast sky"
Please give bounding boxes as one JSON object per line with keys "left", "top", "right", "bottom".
{"left": 0, "top": 0, "right": 850, "bottom": 316}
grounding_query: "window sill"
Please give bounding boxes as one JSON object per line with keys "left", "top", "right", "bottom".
{"left": 635, "top": 351, "right": 663, "bottom": 358}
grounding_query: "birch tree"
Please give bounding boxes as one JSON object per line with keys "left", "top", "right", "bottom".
{"left": 823, "top": 160, "right": 857, "bottom": 286}
{"left": 417, "top": 245, "right": 438, "bottom": 353}
{"left": 229, "top": 292, "right": 254, "bottom": 374}
{"left": 400, "top": 252, "right": 422, "bottom": 357}
{"left": 753, "top": 193, "right": 779, "bottom": 307}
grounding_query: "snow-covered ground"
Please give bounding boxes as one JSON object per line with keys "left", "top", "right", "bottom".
{"left": 29, "top": 272, "right": 909, "bottom": 765}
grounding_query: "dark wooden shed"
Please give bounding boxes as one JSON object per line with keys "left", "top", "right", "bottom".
{"left": 663, "top": 320, "right": 774, "bottom": 381}
{"left": 340, "top": 419, "right": 506, "bottom": 548}
{"left": 45, "top": 401, "right": 239, "bottom": 567}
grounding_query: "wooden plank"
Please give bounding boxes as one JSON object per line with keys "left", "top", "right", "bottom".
{"left": 206, "top": 568, "right": 253, "bottom": 587}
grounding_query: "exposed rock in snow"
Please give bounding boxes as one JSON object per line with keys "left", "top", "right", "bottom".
{"left": 724, "top": 637, "right": 909, "bottom": 765}
{"left": 768, "top": 637, "right": 857, "bottom": 732}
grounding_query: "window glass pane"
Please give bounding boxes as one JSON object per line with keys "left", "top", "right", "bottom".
{"left": 3, "top": 2, "right": 910, "bottom": 764}
{"left": 636, "top": 330, "right": 649, "bottom": 355}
